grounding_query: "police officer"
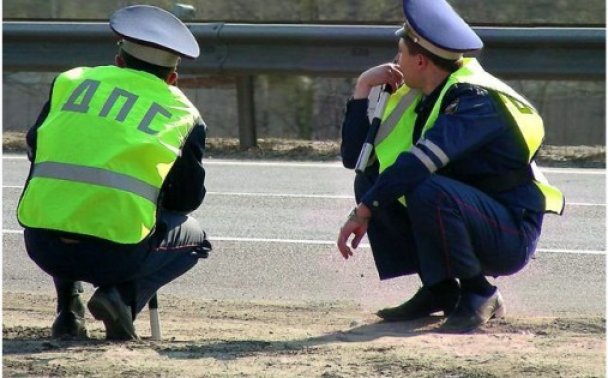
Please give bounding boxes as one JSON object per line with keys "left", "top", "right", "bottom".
{"left": 337, "top": 0, "right": 564, "bottom": 333}
{"left": 18, "top": 5, "right": 211, "bottom": 340}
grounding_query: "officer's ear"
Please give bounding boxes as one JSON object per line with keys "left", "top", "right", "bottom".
{"left": 167, "top": 71, "right": 178, "bottom": 85}
{"left": 416, "top": 53, "right": 428, "bottom": 70}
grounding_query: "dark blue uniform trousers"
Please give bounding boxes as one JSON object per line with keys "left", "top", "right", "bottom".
{"left": 355, "top": 173, "right": 541, "bottom": 286}
{"left": 25, "top": 211, "right": 208, "bottom": 318}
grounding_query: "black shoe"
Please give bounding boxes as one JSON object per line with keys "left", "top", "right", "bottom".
{"left": 87, "top": 287, "right": 138, "bottom": 341}
{"left": 51, "top": 294, "right": 88, "bottom": 339}
{"left": 376, "top": 286, "right": 457, "bottom": 322}
{"left": 440, "top": 289, "right": 506, "bottom": 333}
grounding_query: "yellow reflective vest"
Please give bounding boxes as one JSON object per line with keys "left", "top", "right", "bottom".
{"left": 374, "top": 58, "right": 564, "bottom": 214}
{"left": 18, "top": 66, "right": 202, "bottom": 243}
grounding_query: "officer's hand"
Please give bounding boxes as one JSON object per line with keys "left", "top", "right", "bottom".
{"left": 353, "top": 63, "right": 403, "bottom": 99}
{"left": 337, "top": 205, "right": 371, "bottom": 259}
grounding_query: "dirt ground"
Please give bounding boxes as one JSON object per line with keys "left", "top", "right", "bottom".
{"left": 2, "top": 291, "right": 605, "bottom": 377}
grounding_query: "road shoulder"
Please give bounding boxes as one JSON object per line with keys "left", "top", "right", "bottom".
{"left": 3, "top": 290, "right": 604, "bottom": 377}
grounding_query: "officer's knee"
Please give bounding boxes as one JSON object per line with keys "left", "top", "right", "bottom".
{"left": 406, "top": 176, "right": 443, "bottom": 204}
{"left": 406, "top": 176, "right": 452, "bottom": 211}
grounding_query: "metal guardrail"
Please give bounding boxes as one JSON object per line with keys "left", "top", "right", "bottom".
{"left": 4, "top": 22, "right": 606, "bottom": 147}
{"left": 4, "top": 22, "right": 605, "bottom": 79}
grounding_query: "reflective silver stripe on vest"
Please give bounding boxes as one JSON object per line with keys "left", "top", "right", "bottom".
{"left": 374, "top": 89, "right": 420, "bottom": 146}
{"left": 32, "top": 161, "right": 159, "bottom": 203}
{"left": 411, "top": 146, "right": 438, "bottom": 172}
{"left": 419, "top": 139, "right": 450, "bottom": 166}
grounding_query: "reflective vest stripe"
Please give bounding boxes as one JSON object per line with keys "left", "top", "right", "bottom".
{"left": 411, "top": 146, "right": 438, "bottom": 172}
{"left": 419, "top": 139, "right": 450, "bottom": 166}
{"left": 32, "top": 161, "right": 159, "bottom": 203}
{"left": 375, "top": 89, "right": 420, "bottom": 146}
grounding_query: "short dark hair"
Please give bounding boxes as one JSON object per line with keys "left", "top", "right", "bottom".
{"left": 403, "top": 36, "right": 462, "bottom": 73}
{"left": 118, "top": 48, "right": 175, "bottom": 80}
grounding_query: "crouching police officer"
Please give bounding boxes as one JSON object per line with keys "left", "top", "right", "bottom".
{"left": 18, "top": 5, "right": 212, "bottom": 340}
{"left": 337, "top": 0, "right": 564, "bottom": 333}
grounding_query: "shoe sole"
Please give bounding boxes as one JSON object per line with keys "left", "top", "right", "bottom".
{"left": 52, "top": 328, "right": 89, "bottom": 339}
{"left": 376, "top": 309, "right": 444, "bottom": 322}
{"left": 88, "top": 295, "right": 137, "bottom": 340}
{"left": 376, "top": 300, "right": 444, "bottom": 321}
{"left": 440, "top": 303, "right": 507, "bottom": 334}
{"left": 493, "top": 303, "right": 507, "bottom": 319}
{"left": 51, "top": 325, "right": 89, "bottom": 339}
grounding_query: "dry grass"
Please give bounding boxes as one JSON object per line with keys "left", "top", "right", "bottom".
{"left": 4, "top": 131, "right": 605, "bottom": 167}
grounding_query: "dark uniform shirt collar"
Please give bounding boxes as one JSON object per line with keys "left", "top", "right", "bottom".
{"left": 412, "top": 77, "right": 450, "bottom": 143}
{"left": 415, "top": 77, "right": 450, "bottom": 115}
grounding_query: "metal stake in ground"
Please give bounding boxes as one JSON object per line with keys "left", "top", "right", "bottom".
{"left": 149, "top": 294, "right": 162, "bottom": 341}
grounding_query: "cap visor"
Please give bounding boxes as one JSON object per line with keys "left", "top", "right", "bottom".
{"left": 395, "top": 27, "right": 406, "bottom": 38}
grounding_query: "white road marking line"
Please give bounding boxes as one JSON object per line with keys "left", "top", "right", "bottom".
{"left": 3, "top": 229, "right": 604, "bottom": 255}
{"left": 2, "top": 185, "right": 605, "bottom": 206}
{"left": 213, "top": 236, "right": 338, "bottom": 245}
{"left": 540, "top": 167, "right": 605, "bottom": 175}
{"left": 3, "top": 155, "right": 605, "bottom": 174}
{"left": 568, "top": 202, "right": 607, "bottom": 207}
{"left": 206, "top": 160, "right": 345, "bottom": 168}
{"left": 536, "top": 248, "right": 606, "bottom": 255}
{"left": 3, "top": 185, "right": 354, "bottom": 199}
{"left": 2, "top": 155, "right": 344, "bottom": 168}
{"left": 3, "top": 155, "right": 31, "bottom": 160}
{"left": 207, "top": 192, "right": 354, "bottom": 199}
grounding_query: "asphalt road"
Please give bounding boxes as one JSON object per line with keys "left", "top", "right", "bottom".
{"left": 3, "top": 155, "right": 606, "bottom": 316}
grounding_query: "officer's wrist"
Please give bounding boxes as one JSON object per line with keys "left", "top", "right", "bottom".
{"left": 353, "top": 80, "right": 372, "bottom": 99}
{"left": 348, "top": 205, "right": 371, "bottom": 224}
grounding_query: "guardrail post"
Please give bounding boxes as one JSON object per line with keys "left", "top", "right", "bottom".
{"left": 236, "top": 75, "right": 257, "bottom": 149}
